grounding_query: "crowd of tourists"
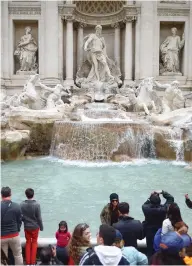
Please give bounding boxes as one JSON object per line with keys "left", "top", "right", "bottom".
{"left": 1, "top": 186, "right": 192, "bottom": 265}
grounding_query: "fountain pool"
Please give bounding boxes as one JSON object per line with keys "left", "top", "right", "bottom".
{"left": 1, "top": 157, "right": 192, "bottom": 237}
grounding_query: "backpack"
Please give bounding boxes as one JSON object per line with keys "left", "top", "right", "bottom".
{"left": 153, "top": 228, "right": 162, "bottom": 252}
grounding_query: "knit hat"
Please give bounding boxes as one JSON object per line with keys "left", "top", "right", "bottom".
{"left": 160, "top": 232, "right": 188, "bottom": 254}
{"left": 110, "top": 193, "right": 119, "bottom": 202}
{"left": 115, "top": 229, "right": 123, "bottom": 242}
{"left": 150, "top": 193, "right": 161, "bottom": 205}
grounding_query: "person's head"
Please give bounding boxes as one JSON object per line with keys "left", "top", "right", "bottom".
{"left": 1, "top": 187, "right": 11, "bottom": 200}
{"left": 68, "top": 223, "right": 91, "bottom": 263}
{"left": 118, "top": 202, "right": 129, "bottom": 216}
{"left": 113, "top": 229, "right": 124, "bottom": 249}
{"left": 25, "top": 188, "right": 34, "bottom": 199}
{"left": 97, "top": 224, "right": 116, "bottom": 246}
{"left": 160, "top": 231, "right": 190, "bottom": 258}
{"left": 174, "top": 221, "right": 188, "bottom": 235}
{"left": 171, "top": 80, "right": 179, "bottom": 89}
{"left": 109, "top": 193, "right": 119, "bottom": 208}
{"left": 40, "top": 247, "right": 52, "bottom": 264}
{"left": 95, "top": 25, "right": 102, "bottom": 36}
{"left": 149, "top": 192, "right": 161, "bottom": 205}
{"left": 167, "top": 203, "right": 182, "bottom": 226}
{"left": 171, "top": 27, "right": 177, "bottom": 36}
{"left": 58, "top": 221, "right": 68, "bottom": 233}
{"left": 25, "top": 26, "right": 32, "bottom": 34}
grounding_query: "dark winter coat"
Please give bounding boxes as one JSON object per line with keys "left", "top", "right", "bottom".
{"left": 113, "top": 216, "right": 144, "bottom": 248}
{"left": 142, "top": 191, "right": 174, "bottom": 231}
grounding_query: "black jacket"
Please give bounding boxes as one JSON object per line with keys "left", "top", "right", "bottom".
{"left": 1, "top": 200, "right": 22, "bottom": 237}
{"left": 142, "top": 191, "right": 174, "bottom": 230}
{"left": 185, "top": 198, "right": 192, "bottom": 209}
{"left": 113, "top": 216, "right": 144, "bottom": 248}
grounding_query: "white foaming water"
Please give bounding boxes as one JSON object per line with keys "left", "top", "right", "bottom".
{"left": 42, "top": 156, "right": 188, "bottom": 168}
{"left": 166, "top": 128, "right": 184, "bottom": 161}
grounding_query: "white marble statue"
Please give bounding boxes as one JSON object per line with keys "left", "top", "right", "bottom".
{"left": 154, "top": 80, "right": 185, "bottom": 113}
{"left": 107, "top": 82, "right": 137, "bottom": 111}
{"left": 39, "top": 83, "right": 71, "bottom": 109}
{"left": 132, "top": 77, "right": 157, "bottom": 115}
{"left": 14, "top": 26, "right": 38, "bottom": 73}
{"left": 84, "top": 25, "right": 114, "bottom": 82}
{"left": 8, "top": 74, "right": 39, "bottom": 109}
{"left": 160, "top": 27, "right": 185, "bottom": 75}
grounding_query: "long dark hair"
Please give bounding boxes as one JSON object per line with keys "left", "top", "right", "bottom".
{"left": 167, "top": 203, "right": 182, "bottom": 227}
{"left": 68, "top": 223, "right": 90, "bottom": 264}
{"left": 58, "top": 221, "right": 68, "bottom": 233}
{"left": 151, "top": 250, "right": 186, "bottom": 265}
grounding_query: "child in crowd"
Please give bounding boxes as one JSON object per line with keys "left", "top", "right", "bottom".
{"left": 55, "top": 221, "right": 71, "bottom": 265}
{"left": 114, "top": 229, "right": 148, "bottom": 265}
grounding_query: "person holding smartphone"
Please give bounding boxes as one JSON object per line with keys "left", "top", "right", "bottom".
{"left": 142, "top": 190, "right": 174, "bottom": 258}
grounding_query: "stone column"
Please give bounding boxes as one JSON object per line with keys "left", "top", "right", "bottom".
{"left": 124, "top": 16, "right": 133, "bottom": 82}
{"left": 1, "top": 1, "right": 9, "bottom": 79}
{"left": 77, "top": 23, "right": 86, "bottom": 70}
{"left": 112, "top": 23, "right": 120, "bottom": 66}
{"left": 139, "top": 1, "right": 155, "bottom": 79}
{"left": 187, "top": 1, "right": 192, "bottom": 85}
{"left": 65, "top": 15, "right": 74, "bottom": 85}
{"left": 44, "top": 1, "right": 59, "bottom": 82}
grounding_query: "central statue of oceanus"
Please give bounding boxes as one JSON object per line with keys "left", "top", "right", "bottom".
{"left": 75, "top": 25, "right": 122, "bottom": 100}
{"left": 84, "top": 25, "right": 114, "bottom": 82}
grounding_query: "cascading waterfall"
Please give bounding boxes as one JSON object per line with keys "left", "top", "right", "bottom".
{"left": 50, "top": 121, "right": 156, "bottom": 161}
{"left": 166, "top": 128, "right": 184, "bottom": 161}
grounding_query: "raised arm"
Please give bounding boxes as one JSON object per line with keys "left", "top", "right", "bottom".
{"left": 39, "top": 82, "right": 54, "bottom": 93}
{"left": 162, "top": 190, "right": 174, "bottom": 206}
{"left": 84, "top": 34, "right": 93, "bottom": 51}
{"left": 185, "top": 194, "right": 192, "bottom": 209}
{"left": 154, "top": 80, "right": 170, "bottom": 90}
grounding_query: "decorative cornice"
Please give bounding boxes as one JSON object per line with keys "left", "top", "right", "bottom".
{"left": 64, "top": 14, "right": 75, "bottom": 21}
{"left": 123, "top": 15, "right": 136, "bottom": 23}
{"left": 111, "top": 22, "right": 120, "bottom": 28}
{"left": 157, "top": 7, "right": 190, "bottom": 16}
{"left": 8, "top": 6, "right": 41, "bottom": 15}
{"left": 160, "top": 0, "right": 186, "bottom": 3}
{"left": 78, "top": 22, "right": 87, "bottom": 28}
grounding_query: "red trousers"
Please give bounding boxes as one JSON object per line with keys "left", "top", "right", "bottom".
{"left": 24, "top": 228, "right": 39, "bottom": 265}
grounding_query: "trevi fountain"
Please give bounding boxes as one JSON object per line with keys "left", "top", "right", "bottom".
{"left": 1, "top": 0, "right": 192, "bottom": 236}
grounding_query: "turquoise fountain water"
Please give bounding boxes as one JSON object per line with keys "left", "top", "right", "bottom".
{"left": 1, "top": 157, "right": 191, "bottom": 237}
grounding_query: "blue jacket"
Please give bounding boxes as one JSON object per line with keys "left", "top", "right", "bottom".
{"left": 122, "top": 246, "right": 148, "bottom": 265}
{"left": 153, "top": 228, "right": 162, "bottom": 252}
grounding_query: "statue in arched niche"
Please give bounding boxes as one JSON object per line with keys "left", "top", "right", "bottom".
{"left": 160, "top": 27, "right": 185, "bottom": 75}
{"left": 14, "top": 26, "right": 38, "bottom": 74}
{"left": 76, "top": 24, "right": 122, "bottom": 96}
